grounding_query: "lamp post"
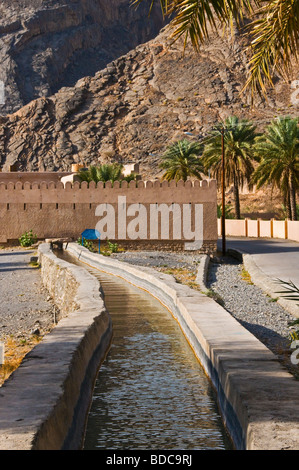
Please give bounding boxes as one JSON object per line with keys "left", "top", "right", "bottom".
{"left": 183, "top": 128, "right": 224, "bottom": 253}
{"left": 221, "top": 127, "right": 226, "bottom": 256}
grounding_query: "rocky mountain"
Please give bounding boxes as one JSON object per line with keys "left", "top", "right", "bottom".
{"left": 0, "top": 20, "right": 298, "bottom": 178}
{"left": 0, "top": 0, "right": 164, "bottom": 114}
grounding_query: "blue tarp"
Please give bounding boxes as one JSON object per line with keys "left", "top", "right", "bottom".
{"left": 81, "top": 229, "right": 101, "bottom": 253}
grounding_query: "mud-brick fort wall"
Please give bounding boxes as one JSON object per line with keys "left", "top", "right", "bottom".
{"left": 0, "top": 178, "right": 218, "bottom": 253}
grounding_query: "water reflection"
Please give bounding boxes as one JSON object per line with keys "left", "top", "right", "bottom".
{"left": 59, "top": 252, "right": 231, "bottom": 450}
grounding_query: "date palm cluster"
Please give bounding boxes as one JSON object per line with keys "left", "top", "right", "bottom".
{"left": 159, "top": 116, "right": 299, "bottom": 221}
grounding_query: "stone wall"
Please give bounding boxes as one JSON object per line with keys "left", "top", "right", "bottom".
{"left": 0, "top": 243, "right": 112, "bottom": 450}
{"left": 0, "top": 171, "right": 71, "bottom": 184}
{"left": 0, "top": 178, "right": 218, "bottom": 253}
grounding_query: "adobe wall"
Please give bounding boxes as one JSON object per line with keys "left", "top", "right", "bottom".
{"left": 0, "top": 178, "right": 218, "bottom": 253}
{"left": 0, "top": 172, "right": 72, "bottom": 184}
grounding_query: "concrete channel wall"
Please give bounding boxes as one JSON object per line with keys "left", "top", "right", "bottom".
{"left": 66, "top": 242, "right": 299, "bottom": 450}
{"left": 0, "top": 243, "right": 112, "bottom": 450}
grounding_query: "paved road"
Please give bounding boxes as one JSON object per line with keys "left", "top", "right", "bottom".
{"left": 217, "top": 237, "right": 299, "bottom": 287}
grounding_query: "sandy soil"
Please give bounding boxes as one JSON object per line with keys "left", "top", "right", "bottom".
{"left": 0, "top": 247, "right": 56, "bottom": 341}
{"left": 0, "top": 246, "right": 57, "bottom": 384}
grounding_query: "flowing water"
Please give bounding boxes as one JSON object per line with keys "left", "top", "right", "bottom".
{"left": 59, "top": 251, "right": 232, "bottom": 450}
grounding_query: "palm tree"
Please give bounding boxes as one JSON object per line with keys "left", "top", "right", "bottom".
{"left": 131, "top": 0, "right": 299, "bottom": 98}
{"left": 201, "top": 116, "right": 257, "bottom": 219}
{"left": 252, "top": 116, "right": 299, "bottom": 221}
{"left": 159, "top": 139, "right": 203, "bottom": 182}
{"left": 77, "top": 163, "right": 124, "bottom": 184}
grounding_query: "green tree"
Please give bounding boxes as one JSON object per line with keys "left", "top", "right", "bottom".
{"left": 159, "top": 139, "right": 203, "bottom": 182}
{"left": 217, "top": 203, "right": 234, "bottom": 219}
{"left": 252, "top": 116, "right": 299, "bottom": 221}
{"left": 132, "top": 0, "right": 299, "bottom": 97}
{"left": 77, "top": 163, "right": 124, "bottom": 184}
{"left": 201, "top": 116, "right": 257, "bottom": 219}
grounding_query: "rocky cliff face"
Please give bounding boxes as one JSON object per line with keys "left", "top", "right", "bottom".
{"left": 0, "top": 0, "right": 164, "bottom": 114}
{"left": 0, "top": 24, "right": 298, "bottom": 178}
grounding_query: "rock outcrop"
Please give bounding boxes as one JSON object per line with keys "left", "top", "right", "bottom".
{"left": 0, "top": 0, "right": 164, "bottom": 115}
{"left": 0, "top": 24, "right": 298, "bottom": 178}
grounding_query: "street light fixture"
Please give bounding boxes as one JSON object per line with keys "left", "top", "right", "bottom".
{"left": 184, "top": 128, "right": 225, "bottom": 254}
{"left": 221, "top": 127, "right": 226, "bottom": 256}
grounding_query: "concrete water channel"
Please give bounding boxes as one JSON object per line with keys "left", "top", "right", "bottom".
{"left": 59, "top": 251, "right": 232, "bottom": 450}
{"left": 2, "top": 243, "right": 299, "bottom": 450}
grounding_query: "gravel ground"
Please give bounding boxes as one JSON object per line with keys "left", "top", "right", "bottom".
{"left": 111, "top": 250, "right": 200, "bottom": 272}
{"left": 0, "top": 247, "right": 57, "bottom": 341}
{"left": 207, "top": 254, "right": 298, "bottom": 372}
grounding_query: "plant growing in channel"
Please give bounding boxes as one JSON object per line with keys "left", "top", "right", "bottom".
{"left": 77, "top": 237, "right": 96, "bottom": 253}
{"left": 77, "top": 237, "right": 119, "bottom": 256}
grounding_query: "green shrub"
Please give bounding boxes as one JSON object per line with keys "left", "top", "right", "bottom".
{"left": 217, "top": 204, "right": 234, "bottom": 219}
{"left": 19, "top": 230, "right": 37, "bottom": 247}
{"left": 107, "top": 241, "right": 119, "bottom": 253}
{"left": 281, "top": 204, "right": 299, "bottom": 220}
{"left": 77, "top": 237, "right": 95, "bottom": 253}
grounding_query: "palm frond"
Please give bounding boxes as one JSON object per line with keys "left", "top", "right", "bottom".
{"left": 77, "top": 163, "right": 124, "bottom": 184}
{"left": 170, "top": 0, "right": 253, "bottom": 50}
{"left": 130, "top": 0, "right": 170, "bottom": 17}
{"left": 131, "top": 0, "right": 254, "bottom": 51}
{"left": 202, "top": 116, "right": 256, "bottom": 187}
{"left": 275, "top": 279, "right": 299, "bottom": 304}
{"left": 159, "top": 138, "right": 203, "bottom": 181}
{"left": 244, "top": 0, "right": 299, "bottom": 97}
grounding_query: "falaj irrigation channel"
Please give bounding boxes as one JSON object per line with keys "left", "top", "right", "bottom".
{"left": 58, "top": 250, "right": 232, "bottom": 450}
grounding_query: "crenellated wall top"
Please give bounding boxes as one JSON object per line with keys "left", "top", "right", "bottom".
{"left": 0, "top": 179, "right": 217, "bottom": 191}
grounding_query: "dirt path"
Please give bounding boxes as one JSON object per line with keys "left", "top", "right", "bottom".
{"left": 0, "top": 247, "right": 57, "bottom": 384}
{"left": 0, "top": 248, "right": 56, "bottom": 339}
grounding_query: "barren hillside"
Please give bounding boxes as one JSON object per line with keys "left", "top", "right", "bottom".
{"left": 0, "top": 15, "right": 298, "bottom": 219}
{"left": 1, "top": 24, "right": 298, "bottom": 174}
{"left": 0, "top": 0, "right": 164, "bottom": 114}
